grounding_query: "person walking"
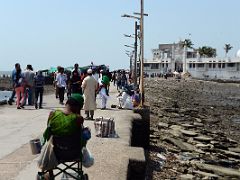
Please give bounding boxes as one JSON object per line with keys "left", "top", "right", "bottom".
{"left": 34, "top": 71, "right": 45, "bottom": 109}
{"left": 98, "top": 76, "right": 110, "bottom": 110}
{"left": 8, "top": 63, "right": 20, "bottom": 105}
{"left": 56, "top": 67, "right": 67, "bottom": 105}
{"left": 70, "top": 63, "right": 82, "bottom": 94}
{"left": 23, "top": 64, "right": 35, "bottom": 105}
{"left": 14, "top": 66, "right": 25, "bottom": 109}
{"left": 81, "top": 69, "right": 98, "bottom": 120}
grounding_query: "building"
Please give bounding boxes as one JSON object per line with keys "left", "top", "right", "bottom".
{"left": 142, "top": 42, "right": 240, "bottom": 80}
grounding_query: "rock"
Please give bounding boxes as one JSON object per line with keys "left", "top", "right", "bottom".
{"left": 229, "top": 148, "right": 240, "bottom": 153}
{"left": 163, "top": 137, "right": 196, "bottom": 152}
{"left": 157, "top": 153, "right": 166, "bottom": 161}
{"left": 180, "top": 174, "right": 194, "bottom": 179}
{"left": 180, "top": 129, "right": 198, "bottom": 137}
{"left": 158, "top": 122, "right": 169, "bottom": 128}
{"left": 216, "top": 149, "right": 240, "bottom": 159}
{"left": 193, "top": 170, "right": 220, "bottom": 179}
{"left": 180, "top": 123, "right": 195, "bottom": 129}
{"left": 194, "top": 162, "right": 240, "bottom": 178}
{"left": 195, "top": 143, "right": 213, "bottom": 149}
{"left": 193, "top": 122, "right": 204, "bottom": 127}
{"left": 194, "top": 136, "right": 213, "bottom": 143}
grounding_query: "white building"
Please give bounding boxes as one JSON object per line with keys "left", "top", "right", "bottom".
{"left": 143, "top": 42, "right": 240, "bottom": 80}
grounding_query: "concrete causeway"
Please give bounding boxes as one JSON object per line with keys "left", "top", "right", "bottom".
{"left": 0, "top": 86, "right": 146, "bottom": 180}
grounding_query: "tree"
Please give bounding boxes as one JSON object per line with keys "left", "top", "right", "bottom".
{"left": 198, "top": 46, "right": 217, "bottom": 58}
{"left": 224, "top": 44, "right": 233, "bottom": 57}
{"left": 181, "top": 39, "right": 194, "bottom": 49}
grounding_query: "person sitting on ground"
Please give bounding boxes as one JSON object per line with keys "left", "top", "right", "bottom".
{"left": 132, "top": 89, "right": 141, "bottom": 107}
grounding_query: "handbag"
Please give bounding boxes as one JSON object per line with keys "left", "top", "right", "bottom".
{"left": 94, "top": 117, "right": 115, "bottom": 138}
{"left": 38, "top": 136, "right": 59, "bottom": 171}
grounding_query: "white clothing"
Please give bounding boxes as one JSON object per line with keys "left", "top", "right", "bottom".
{"left": 56, "top": 73, "right": 67, "bottom": 88}
{"left": 82, "top": 75, "right": 98, "bottom": 111}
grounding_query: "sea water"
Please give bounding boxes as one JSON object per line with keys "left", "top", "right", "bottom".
{"left": 0, "top": 91, "right": 12, "bottom": 101}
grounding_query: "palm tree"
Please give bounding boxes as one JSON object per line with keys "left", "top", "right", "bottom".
{"left": 224, "top": 44, "right": 233, "bottom": 57}
{"left": 198, "top": 46, "right": 217, "bottom": 58}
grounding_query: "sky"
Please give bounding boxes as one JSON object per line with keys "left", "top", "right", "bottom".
{"left": 0, "top": 0, "right": 239, "bottom": 71}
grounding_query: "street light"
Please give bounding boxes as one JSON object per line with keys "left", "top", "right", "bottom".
{"left": 124, "top": 44, "right": 135, "bottom": 49}
{"left": 121, "top": 14, "right": 140, "bottom": 20}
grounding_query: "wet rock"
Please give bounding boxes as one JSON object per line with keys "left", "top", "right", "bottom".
{"left": 193, "top": 122, "right": 204, "bottom": 127}
{"left": 194, "top": 162, "right": 240, "bottom": 178}
{"left": 228, "top": 147, "right": 240, "bottom": 153}
{"left": 193, "top": 170, "right": 220, "bottom": 179}
{"left": 180, "top": 174, "right": 194, "bottom": 179}
{"left": 194, "top": 136, "right": 213, "bottom": 143}
{"left": 164, "top": 137, "right": 196, "bottom": 152}
{"left": 158, "top": 122, "right": 169, "bottom": 129}
{"left": 180, "top": 129, "right": 198, "bottom": 137}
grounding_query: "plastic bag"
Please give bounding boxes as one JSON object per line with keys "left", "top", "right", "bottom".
{"left": 82, "top": 147, "right": 94, "bottom": 168}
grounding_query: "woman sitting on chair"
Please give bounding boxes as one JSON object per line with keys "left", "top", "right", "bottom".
{"left": 42, "top": 93, "right": 84, "bottom": 144}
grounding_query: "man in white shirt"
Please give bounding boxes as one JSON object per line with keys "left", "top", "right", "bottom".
{"left": 56, "top": 67, "right": 67, "bottom": 105}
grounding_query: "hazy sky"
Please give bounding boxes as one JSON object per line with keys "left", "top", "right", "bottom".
{"left": 0, "top": 0, "right": 239, "bottom": 71}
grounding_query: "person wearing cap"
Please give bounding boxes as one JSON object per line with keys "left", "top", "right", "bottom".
{"left": 98, "top": 75, "right": 110, "bottom": 110}
{"left": 42, "top": 93, "right": 84, "bottom": 144}
{"left": 81, "top": 69, "right": 98, "bottom": 120}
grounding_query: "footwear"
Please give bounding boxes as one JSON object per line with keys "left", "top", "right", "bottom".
{"left": 101, "top": 107, "right": 106, "bottom": 110}
{"left": 35, "top": 104, "right": 38, "bottom": 109}
{"left": 85, "top": 116, "right": 91, "bottom": 120}
{"left": 90, "top": 116, "right": 94, "bottom": 120}
{"left": 39, "top": 106, "right": 43, "bottom": 109}
{"left": 20, "top": 105, "right": 25, "bottom": 109}
{"left": 8, "top": 100, "right": 13, "bottom": 105}
{"left": 17, "top": 107, "right": 21, "bottom": 109}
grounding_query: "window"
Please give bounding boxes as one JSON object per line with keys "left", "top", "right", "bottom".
{"left": 218, "top": 63, "right": 221, "bottom": 68}
{"left": 162, "top": 64, "right": 164, "bottom": 68}
{"left": 227, "top": 63, "right": 235, "bottom": 68}
{"left": 222, "top": 63, "right": 225, "bottom": 68}
{"left": 151, "top": 63, "right": 159, "bottom": 69}
{"left": 144, "top": 64, "right": 150, "bottom": 67}
{"left": 189, "top": 64, "right": 192, "bottom": 68}
{"left": 209, "top": 63, "right": 212, "bottom": 68}
{"left": 193, "top": 63, "right": 195, "bottom": 68}
{"left": 197, "top": 63, "right": 204, "bottom": 68}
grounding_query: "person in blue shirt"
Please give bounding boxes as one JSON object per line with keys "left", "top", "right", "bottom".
{"left": 8, "top": 63, "right": 20, "bottom": 105}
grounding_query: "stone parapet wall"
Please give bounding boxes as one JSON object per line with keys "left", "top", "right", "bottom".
{"left": 0, "top": 77, "right": 11, "bottom": 90}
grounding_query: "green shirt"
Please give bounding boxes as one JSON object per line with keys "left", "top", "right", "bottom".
{"left": 43, "top": 110, "right": 81, "bottom": 142}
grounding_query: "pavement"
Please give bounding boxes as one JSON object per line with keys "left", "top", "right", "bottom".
{"left": 0, "top": 85, "right": 145, "bottom": 180}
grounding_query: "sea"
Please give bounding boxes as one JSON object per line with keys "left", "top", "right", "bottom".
{"left": 0, "top": 91, "right": 12, "bottom": 101}
{"left": 0, "top": 71, "right": 11, "bottom": 77}
{"left": 0, "top": 71, "right": 12, "bottom": 101}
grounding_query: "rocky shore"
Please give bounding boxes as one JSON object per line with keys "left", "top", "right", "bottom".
{"left": 145, "top": 78, "right": 240, "bottom": 179}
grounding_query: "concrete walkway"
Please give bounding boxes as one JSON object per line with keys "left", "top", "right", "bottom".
{"left": 0, "top": 86, "right": 145, "bottom": 180}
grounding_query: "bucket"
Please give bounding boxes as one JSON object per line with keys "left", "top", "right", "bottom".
{"left": 29, "top": 138, "right": 42, "bottom": 155}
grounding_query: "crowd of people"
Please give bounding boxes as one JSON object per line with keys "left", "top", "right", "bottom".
{"left": 8, "top": 63, "right": 45, "bottom": 109}
{"left": 7, "top": 63, "right": 141, "bottom": 113}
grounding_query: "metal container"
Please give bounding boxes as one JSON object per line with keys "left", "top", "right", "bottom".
{"left": 29, "top": 138, "right": 41, "bottom": 155}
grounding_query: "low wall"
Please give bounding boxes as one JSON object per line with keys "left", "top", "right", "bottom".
{"left": 0, "top": 77, "right": 11, "bottom": 90}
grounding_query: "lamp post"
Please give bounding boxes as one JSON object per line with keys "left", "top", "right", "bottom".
{"left": 140, "top": 0, "right": 145, "bottom": 106}
{"left": 122, "top": 0, "right": 146, "bottom": 106}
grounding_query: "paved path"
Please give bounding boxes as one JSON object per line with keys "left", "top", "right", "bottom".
{"left": 0, "top": 86, "right": 145, "bottom": 180}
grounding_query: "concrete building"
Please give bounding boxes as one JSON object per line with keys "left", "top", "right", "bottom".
{"left": 142, "top": 42, "right": 240, "bottom": 80}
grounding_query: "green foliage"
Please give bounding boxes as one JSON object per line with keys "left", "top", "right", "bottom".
{"left": 198, "top": 46, "right": 217, "bottom": 58}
